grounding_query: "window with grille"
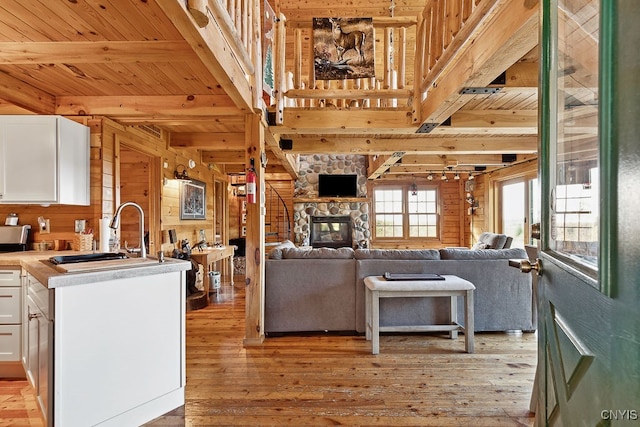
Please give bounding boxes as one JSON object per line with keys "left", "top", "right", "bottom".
{"left": 373, "top": 185, "right": 439, "bottom": 240}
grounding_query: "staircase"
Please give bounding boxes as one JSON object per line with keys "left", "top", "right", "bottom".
{"left": 264, "top": 182, "right": 292, "bottom": 244}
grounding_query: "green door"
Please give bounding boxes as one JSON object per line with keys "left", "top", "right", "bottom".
{"left": 536, "top": 0, "right": 640, "bottom": 424}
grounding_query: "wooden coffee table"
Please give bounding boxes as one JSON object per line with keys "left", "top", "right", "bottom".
{"left": 364, "top": 275, "right": 475, "bottom": 354}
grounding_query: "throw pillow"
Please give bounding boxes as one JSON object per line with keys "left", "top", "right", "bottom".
{"left": 472, "top": 242, "right": 490, "bottom": 250}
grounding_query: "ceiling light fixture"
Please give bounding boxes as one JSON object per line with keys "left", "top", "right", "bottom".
{"left": 410, "top": 182, "right": 418, "bottom": 196}
{"left": 454, "top": 173, "right": 460, "bottom": 180}
{"left": 441, "top": 171, "right": 447, "bottom": 180}
{"left": 427, "top": 173, "right": 434, "bottom": 181}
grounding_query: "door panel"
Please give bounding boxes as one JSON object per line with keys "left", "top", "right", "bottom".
{"left": 538, "top": 0, "right": 640, "bottom": 425}
{"left": 537, "top": 255, "right": 612, "bottom": 424}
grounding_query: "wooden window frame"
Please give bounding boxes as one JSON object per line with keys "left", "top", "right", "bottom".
{"left": 371, "top": 182, "right": 441, "bottom": 244}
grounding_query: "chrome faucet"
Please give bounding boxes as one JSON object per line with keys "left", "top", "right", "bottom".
{"left": 110, "top": 201, "right": 147, "bottom": 259}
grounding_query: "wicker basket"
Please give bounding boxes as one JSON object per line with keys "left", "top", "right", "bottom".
{"left": 73, "top": 233, "right": 93, "bottom": 251}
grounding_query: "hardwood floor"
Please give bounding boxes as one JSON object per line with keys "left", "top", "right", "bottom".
{"left": 0, "top": 279, "right": 537, "bottom": 426}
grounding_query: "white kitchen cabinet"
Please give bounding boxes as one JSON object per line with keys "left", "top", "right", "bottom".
{"left": 0, "top": 267, "right": 25, "bottom": 378}
{"left": 0, "top": 115, "right": 90, "bottom": 205}
{"left": 20, "top": 258, "right": 188, "bottom": 427}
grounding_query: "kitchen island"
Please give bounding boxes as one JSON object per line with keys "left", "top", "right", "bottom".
{"left": 6, "top": 252, "right": 190, "bottom": 427}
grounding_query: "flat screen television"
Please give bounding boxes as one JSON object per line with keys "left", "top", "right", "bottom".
{"left": 318, "top": 174, "right": 358, "bottom": 197}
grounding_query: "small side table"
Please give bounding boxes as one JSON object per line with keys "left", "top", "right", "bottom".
{"left": 364, "top": 275, "right": 475, "bottom": 354}
{"left": 190, "top": 246, "right": 236, "bottom": 303}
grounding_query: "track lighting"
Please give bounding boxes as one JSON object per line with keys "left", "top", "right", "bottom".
{"left": 441, "top": 171, "right": 447, "bottom": 180}
{"left": 427, "top": 173, "right": 434, "bottom": 181}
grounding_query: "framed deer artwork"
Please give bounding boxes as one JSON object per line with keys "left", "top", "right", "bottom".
{"left": 313, "top": 17, "right": 374, "bottom": 80}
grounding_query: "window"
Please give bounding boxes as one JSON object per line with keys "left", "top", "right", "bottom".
{"left": 374, "top": 185, "right": 439, "bottom": 240}
{"left": 498, "top": 176, "right": 540, "bottom": 248}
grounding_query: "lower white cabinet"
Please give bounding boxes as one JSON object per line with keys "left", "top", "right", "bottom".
{"left": 0, "top": 268, "right": 24, "bottom": 378}
{"left": 0, "top": 324, "right": 21, "bottom": 362}
{"left": 21, "top": 267, "right": 186, "bottom": 426}
{"left": 23, "top": 274, "right": 52, "bottom": 424}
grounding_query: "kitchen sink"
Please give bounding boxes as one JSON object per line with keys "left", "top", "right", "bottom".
{"left": 49, "top": 252, "right": 128, "bottom": 265}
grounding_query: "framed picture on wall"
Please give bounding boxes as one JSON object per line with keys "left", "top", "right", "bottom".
{"left": 180, "top": 179, "right": 206, "bottom": 220}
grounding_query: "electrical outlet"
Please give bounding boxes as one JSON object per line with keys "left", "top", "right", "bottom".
{"left": 74, "top": 219, "right": 86, "bottom": 233}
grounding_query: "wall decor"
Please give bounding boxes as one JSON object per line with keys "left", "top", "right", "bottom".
{"left": 313, "top": 17, "right": 374, "bottom": 81}
{"left": 180, "top": 179, "right": 206, "bottom": 220}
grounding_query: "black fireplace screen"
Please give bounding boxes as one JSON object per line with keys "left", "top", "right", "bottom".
{"left": 310, "top": 216, "right": 352, "bottom": 248}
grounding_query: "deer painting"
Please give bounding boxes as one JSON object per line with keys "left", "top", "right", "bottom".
{"left": 328, "top": 18, "right": 366, "bottom": 64}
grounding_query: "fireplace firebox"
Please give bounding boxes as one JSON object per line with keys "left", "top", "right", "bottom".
{"left": 310, "top": 216, "right": 352, "bottom": 248}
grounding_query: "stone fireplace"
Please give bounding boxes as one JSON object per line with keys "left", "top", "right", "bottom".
{"left": 292, "top": 154, "right": 370, "bottom": 248}
{"left": 310, "top": 215, "right": 352, "bottom": 248}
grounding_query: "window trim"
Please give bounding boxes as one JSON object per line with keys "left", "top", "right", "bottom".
{"left": 372, "top": 182, "right": 441, "bottom": 242}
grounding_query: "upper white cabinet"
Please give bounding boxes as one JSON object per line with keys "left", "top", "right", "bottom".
{"left": 0, "top": 115, "right": 90, "bottom": 205}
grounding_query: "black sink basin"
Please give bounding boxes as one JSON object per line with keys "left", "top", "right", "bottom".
{"left": 49, "top": 252, "right": 128, "bottom": 265}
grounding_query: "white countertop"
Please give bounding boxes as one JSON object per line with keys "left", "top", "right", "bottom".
{"left": 0, "top": 250, "right": 191, "bottom": 288}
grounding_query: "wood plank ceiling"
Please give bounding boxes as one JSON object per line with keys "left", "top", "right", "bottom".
{"left": 0, "top": 0, "right": 541, "bottom": 178}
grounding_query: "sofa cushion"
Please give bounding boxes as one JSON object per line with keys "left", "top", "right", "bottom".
{"left": 477, "top": 232, "right": 509, "bottom": 249}
{"left": 282, "top": 247, "right": 355, "bottom": 259}
{"left": 268, "top": 240, "right": 296, "bottom": 259}
{"left": 440, "top": 247, "right": 527, "bottom": 260}
{"left": 354, "top": 249, "right": 441, "bottom": 260}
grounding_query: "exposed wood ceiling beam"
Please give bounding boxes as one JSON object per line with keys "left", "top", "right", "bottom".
{"left": 201, "top": 150, "right": 245, "bottom": 164}
{"left": 0, "top": 70, "right": 56, "bottom": 114}
{"left": 281, "top": 109, "right": 414, "bottom": 134}
{"left": 418, "top": 0, "right": 539, "bottom": 126}
{"left": 56, "top": 95, "right": 242, "bottom": 117}
{"left": 388, "top": 154, "right": 537, "bottom": 173}
{"left": 284, "top": 136, "right": 538, "bottom": 155}
{"left": 171, "top": 132, "right": 245, "bottom": 149}
{"left": 399, "top": 154, "right": 535, "bottom": 166}
{"left": 367, "top": 152, "right": 406, "bottom": 180}
{"left": 0, "top": 41, "right": 197, "bottom": 64}
{"left": 449, "top": 110, "right": 537, "bottom": 128}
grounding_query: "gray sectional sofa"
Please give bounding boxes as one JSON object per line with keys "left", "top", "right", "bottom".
{"left": 265, "top": 242, "right": 535, "bottom": 335}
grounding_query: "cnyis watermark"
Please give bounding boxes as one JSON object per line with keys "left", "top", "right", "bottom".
{"left": 601, "top": 410, "right": 638, "bottom": 421}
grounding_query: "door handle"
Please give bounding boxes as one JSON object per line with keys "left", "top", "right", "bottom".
{"left": 509, "top": 258, "right": 542, "bottom": 275}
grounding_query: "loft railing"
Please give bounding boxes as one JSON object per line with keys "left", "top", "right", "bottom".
{"left": 272, "top": 16, "right": 418, "bottom": 124}
{"left": 269, "top": 1, "right": 499, "bottom": 127}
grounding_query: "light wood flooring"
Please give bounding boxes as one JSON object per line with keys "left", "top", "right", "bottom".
{"left": 1, "top": 279, "right": 537, "bottom": 426}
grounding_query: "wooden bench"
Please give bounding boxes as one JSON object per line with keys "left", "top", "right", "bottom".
{"left": 364, "top": 275, "right": 475, "bottom": 354}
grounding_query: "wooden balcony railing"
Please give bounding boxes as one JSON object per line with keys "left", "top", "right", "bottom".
{"left": 272, "top": 17, "right": 418, "bottom": 125}
{"left": 269, "top": 0, "right": 501, "bottom": 128}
